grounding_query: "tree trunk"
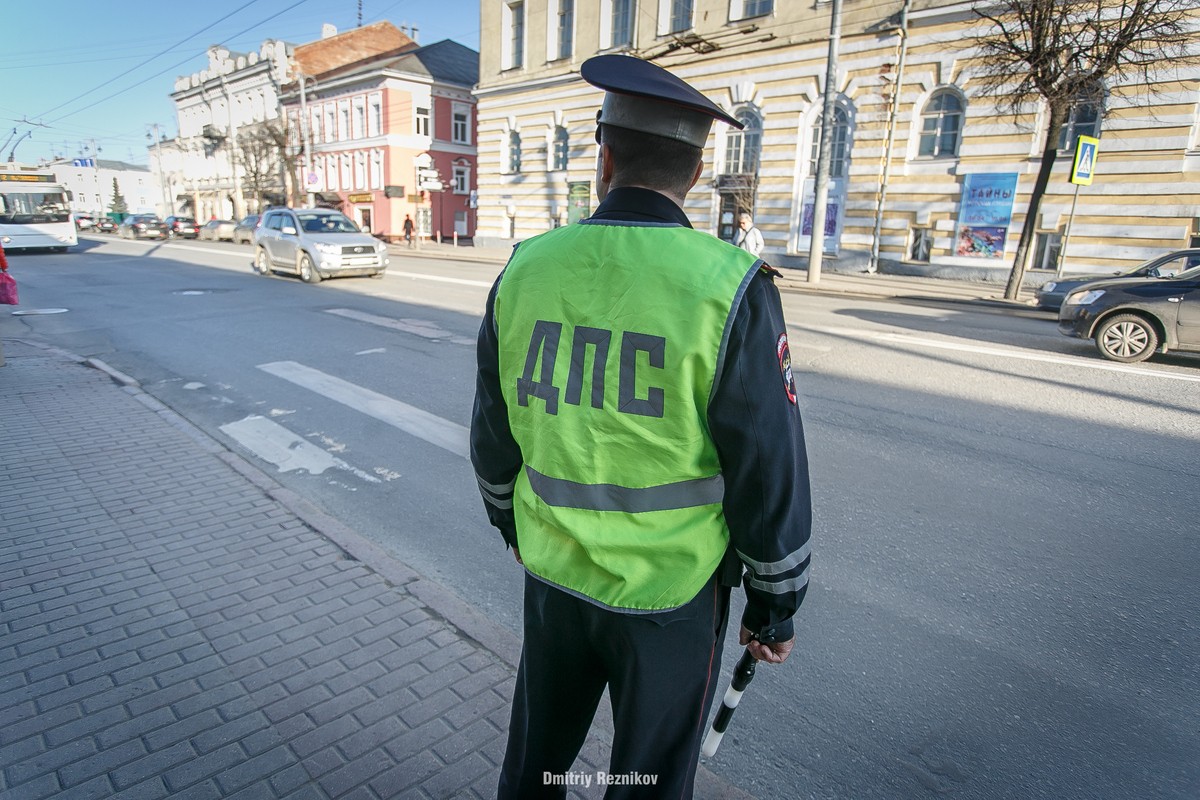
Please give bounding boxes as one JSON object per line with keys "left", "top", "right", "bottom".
{"left": 1005, "top": 107, "right": 1066, "bottom": 300}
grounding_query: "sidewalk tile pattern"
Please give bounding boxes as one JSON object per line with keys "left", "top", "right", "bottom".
{"left": 0, "top": 350, "right": 616, "bottom": 799}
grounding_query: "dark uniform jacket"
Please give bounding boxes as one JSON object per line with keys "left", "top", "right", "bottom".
{"left": 471, "top": 186, "right": 813, "bottom": 643}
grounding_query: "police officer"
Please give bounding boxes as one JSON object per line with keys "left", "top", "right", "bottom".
{"left": 471, "top": 54, "right": 812, "bottom": 799}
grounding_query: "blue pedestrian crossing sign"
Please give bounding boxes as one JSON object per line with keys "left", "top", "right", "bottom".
{"left": 1071, "top": 136, "right": 1100, "bottom": 185}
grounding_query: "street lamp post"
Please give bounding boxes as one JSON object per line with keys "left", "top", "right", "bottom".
{"left": 807, "top": 0, "right": 843, "bottom": 285}
{"left": 147, "top": 124, "right": 171, "bottom": 217}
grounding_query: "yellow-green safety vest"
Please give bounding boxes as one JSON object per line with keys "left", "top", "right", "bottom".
{"left": 496, "top": 220, "right": 761, "bottom": 611}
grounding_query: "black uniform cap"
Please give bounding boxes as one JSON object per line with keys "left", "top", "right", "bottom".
{"left": 581, "top": 54, "right": 742, "bottom": 148}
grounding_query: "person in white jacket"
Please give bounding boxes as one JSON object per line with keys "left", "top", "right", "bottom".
{"left": 734, "top": 212, "right": 764, "bottom": 257}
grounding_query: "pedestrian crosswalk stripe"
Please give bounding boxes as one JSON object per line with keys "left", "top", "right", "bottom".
{"left": 325, "top": 308, "right": 475, "bottom": 345}
{"left": 257, "top": 361, "right": 470, "bottom": 459}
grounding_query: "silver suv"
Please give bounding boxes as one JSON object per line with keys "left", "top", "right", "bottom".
{"left": 253, "top": 208, "right": 388, "bottom": 283}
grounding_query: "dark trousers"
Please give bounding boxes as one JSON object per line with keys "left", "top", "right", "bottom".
{"left": 498, "top": 572, "right": 730, "bottom": 799}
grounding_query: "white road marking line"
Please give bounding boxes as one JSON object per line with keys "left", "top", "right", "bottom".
{"left": 795, "top": 324, "right": 1200, "bottom": 383}
{"left": 356, "top": 348, "right": 387, "bottom": 355}
{"left": 219, "top": 415, "right": 380, "bottom": 482}
{"left": 257, "top": 361, "right": 470, "bottom": 459}
{"left": 389, "top": 270, "right": 494, "bottom": 288}
{"left": 326, "top": 308, "right": 475, "bottom": 345}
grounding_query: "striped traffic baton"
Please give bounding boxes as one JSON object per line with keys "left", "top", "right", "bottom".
{"left": 701, "top": 649, "right": 757, "bottom": 757}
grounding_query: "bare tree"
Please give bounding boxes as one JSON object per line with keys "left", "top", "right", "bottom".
{"left": 257, "top": 118, "right": 303, "bottom": 207}
{"left": 236, "top": 125, "right": 283, "bottom": 213}
{"left": 969, "top": 0, "right": 1197, "bottom": 299}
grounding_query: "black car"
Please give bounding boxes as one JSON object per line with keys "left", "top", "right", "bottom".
{"left": 165, "top": 216, "right": 200, "bottom": 239}
{"left": 1058, "top": 265, "right": 1200, "bottom": 363}
{"left": 232, "top": 215, "right": 260, "bottom": 244}
{"left": 95, "top": 218, "right": 117, "bottom": 233}
{"left": 117, "top": 214, "right": 170, "bottom": 240}
{"left": 1036, "top": 249, "right": 1200, "bottom": 311}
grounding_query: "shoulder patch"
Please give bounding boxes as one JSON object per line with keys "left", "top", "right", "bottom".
{"left": 776, "top": 332, "right": 797, "bottom": 405}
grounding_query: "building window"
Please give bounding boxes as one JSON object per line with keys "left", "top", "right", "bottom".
{"left": 733, "top": 0, "right": 773, "bottom": 20}
{"left": 504, "top": 2, "right": 526, "bottom": 70}
{"left": 310, "top": 108, "right": 322, "bottom": 144}
{"left": 354, "top": 152, "right": 366, "bottom": 190}
{"left": 556, "top": 0, "right": 574, "bottom": 60}
{"left": 340, "top": 153, "right": 352, "bottom": 189}
{"left": 1058, "top": 91, "right": 1103, "bottom": 150}
{"left": 670, "top": 0, "right": 693, "bottom": 33}
{"left": 453, "top": 106, "right": 471, "bottom": 145}
{"left": 368, "top": 93, "right": 382, "bottom": 138}
{"left": 551, "top": 125, "right": 569, "bottom": 171}
{"left": 338, "top": 101, "right": 350, "bottom": 141}
{"left": 352, "top": 97, "right": 366, "bottom": 140}
{"left": 508, "top": 130, "right": 523, "bottom": 173}
{"left": 326, "top": 154, "right": 339, "bottom": 191}
{"left": 917, "top": 90, "right": 964, "bottom": 158}
{"left": 453, "top": 164, "right": 470, "bottom": 194}
{"left": 324, "top": 105, "right": 336, "bottom": 144}
{"left": 314, "top": 159, "right": 326, "bottom": 191}
{"left": 370, "top": 150, "right": 383, "bottom": 189}
{"left": 611, "top": 0, "right": 633, "bottom": 47}
{"left": 724, "top": 110, "right": 761, "bottom": 174}
{"left": 1032, "top": 232, "right": 1062, "bottom": 271}
{"left": 810, "top": 106, "right": 852, "bottom": 179}
{"left": 909, "top": 228, "right": 933, "bottom": 262}
{"left": 415, "top": 106, "right": 430, "bottom": 137}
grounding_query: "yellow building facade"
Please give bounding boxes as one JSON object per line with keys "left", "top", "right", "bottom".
{"left": 474, "top": 0, "right": 1200, "bottom": 279}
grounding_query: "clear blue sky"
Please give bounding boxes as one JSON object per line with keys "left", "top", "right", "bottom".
{"left": 3, "top": 0, "right": 481, "bottom": 167}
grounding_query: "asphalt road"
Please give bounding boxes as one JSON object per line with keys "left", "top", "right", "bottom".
{"left": 4, "top": 235, "right": 1198, "bottom": 799}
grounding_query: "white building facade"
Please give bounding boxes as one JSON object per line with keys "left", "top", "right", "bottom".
{"left": 154, "top": 40, "right": 293, "bottom": 222}
{"left": 474, "top": 0, "right": 1200, "bottom": 279}
{"left": 53, "top": 159, "right": 162, "bottom": 218}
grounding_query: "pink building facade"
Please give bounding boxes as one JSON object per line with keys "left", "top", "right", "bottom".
{"left": 281, "top": 39, "right": 478, "bottom": 243}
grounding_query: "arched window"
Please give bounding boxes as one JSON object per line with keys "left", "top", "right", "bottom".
{"left": 809, "top": 106, "right": 851, "bottom": 178}
{"left": 724, "top": 110, "right": 762, "bottom": 174}
{"left": 508, "top": 130, "right": 522, "bottom": 173}
{"left": 551, "top": 126, "right": 569, "bottom": 171}
{"left": 918, "top": 90, "right": 964, "bottom": 157}
{"left": 1057, "top": 86, "right": 1103, "bottom": 150}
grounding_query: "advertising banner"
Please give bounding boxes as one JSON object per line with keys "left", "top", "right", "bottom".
{"left": 955, "top": 173, "right": 1018, "bottom": 259}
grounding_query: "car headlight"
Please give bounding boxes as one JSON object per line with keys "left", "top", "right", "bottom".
{"left": 315, "top": 243, "right": 341, "bottom": 255}
{"left": 1042, "top": 281, "right": 1057, "bottom": 292}
{"left": 1064, "top": 289, "right": 1105, "bottom": 306}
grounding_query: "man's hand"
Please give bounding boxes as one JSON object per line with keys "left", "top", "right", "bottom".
{"left": 511, "top": 546, "right": 523, "bottom": 565}
{"left": 740, "top": 625, "right": 794, "bottom": 664}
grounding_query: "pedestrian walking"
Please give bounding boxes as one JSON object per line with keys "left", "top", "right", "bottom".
{"left": 402, "top": 214, "right": 414, "bottom": 247}
{"left": 471, "top": 54, "right": 813, "bottom": 799}
{"left": 734, "top": 212, "right": 764, "bottom": 257}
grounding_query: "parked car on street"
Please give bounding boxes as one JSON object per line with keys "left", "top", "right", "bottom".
{"left": 165, "top": 216, "right": 200, "bottom": 239}
{"left": 232, "top": 215, "right": 260, "bottom": 244}
{"left": 1036, "top": 249, "right": 1200, "bottom": 310}
{"left": 73, "top": 213, "right": 95, "bottom": 230}
{"left": 253, "top": 208, "right": 388, "bottom": 283}
{"left": 198, "top": 219, "right": 236, "bottom": 241}
{"left": 95, "top": 218, "right": 117, "bottom": 233}
{"left": 1058, "top": 264, "right": 1200, "bottom": 363}
{"left": 117, "top": 214, "right": 169, "bottom": 240}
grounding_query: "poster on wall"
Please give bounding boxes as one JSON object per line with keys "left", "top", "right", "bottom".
{"left": 567, "top": 182, "right": 591, "bottom": 224}
{"left": 956, "top": 173, "right": 1018, "bottom": 259}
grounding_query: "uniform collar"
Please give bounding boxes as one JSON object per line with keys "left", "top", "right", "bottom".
{"left": 590, "top": 187, "right": 692, "bottom": 228}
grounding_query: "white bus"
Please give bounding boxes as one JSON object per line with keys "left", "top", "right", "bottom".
{"left": 0, "top": 163, "right": 77, "bottom": 252}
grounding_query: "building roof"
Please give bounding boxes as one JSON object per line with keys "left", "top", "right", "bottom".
{"left": 292, "top": 21, "right": 416, "bottom": 77}
{"left": 309, "top": 39, "right": 479, "bottom": 88}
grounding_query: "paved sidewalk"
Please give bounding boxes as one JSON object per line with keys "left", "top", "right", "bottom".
{"left": 0, "top": 339, "right": 750, "bottom": 799}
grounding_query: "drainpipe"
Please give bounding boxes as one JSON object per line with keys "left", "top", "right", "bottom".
{"left": 868, "top": 0, "right": 912, "bottom": 274}
{"left": 807, "top": 0, "right": 843, "bottom": 285}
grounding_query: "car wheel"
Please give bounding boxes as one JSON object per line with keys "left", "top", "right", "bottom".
{"left": 254, "top": 248, "right": 272, "bottom": 276}
{"left": 1095, "top": 314, "right": 1158, "bottom": 363}
{"left": 298, "top": 253, "right": 321, "bottom": 284}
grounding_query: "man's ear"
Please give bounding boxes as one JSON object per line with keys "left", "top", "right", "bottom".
{"left": 686, "top": 158, "right": 703, "bottom": 193}
{"left": 600, "top": 143, "right": 616, "bottom": 184}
